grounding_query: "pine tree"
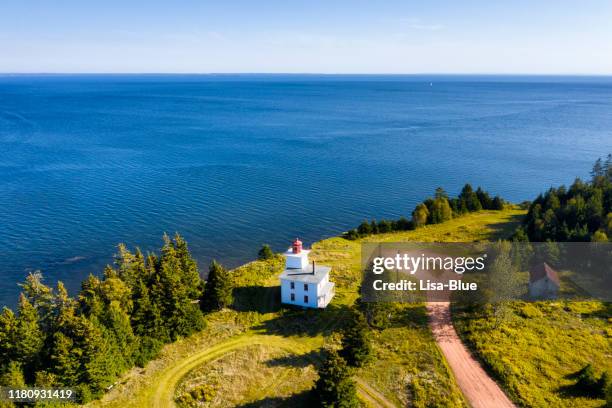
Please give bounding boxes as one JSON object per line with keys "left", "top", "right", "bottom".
{"left": 50, "top": 331, "right": 80, "bottom": 387}
{"left": 18, "top": 272, "right": 55, "bottom": 331}
{"left": 78, "top": 274, "right": 104, "bottom": 318}
{"left": 459, "top": 184, "right": 482, "bottom": 212}
{"left": 14, "top": 294, "right": 44, "bottom": 379}
{"left": 201, "top": 260, "right": 233, "bottom": 312}
{"left": 339, "top": 311, "right": 371, "bottom": 368}
{"left": 491, "top": 196, "right": 504, "bottom": 210}
{"left": 0, "top": 361, "right": 25, "bottom": 387}
{"left": 81, "top": 317, "right": 117, "bottom": 397}
{"left": 430, "top": 197, "right": 453, "bottom": 224}
{"left": 357, "top": 220, "right": 372, "bottom": 236}
{"left": 103, "top": 301, "right": 136, "bottom": 370}
{"left": 314, "top": 350, "right": 358, "bottom": 408}
{"left": 591, "top": 157, "right": 604, "bottom": 180}
{"left": 149, "top": 234, "right": 204, "bottom": 339}
{"left": 412, "top": 203, "right": 430, "bottom": 227}
{"left": 476, "top": 187, "right": 494, "bottom": 209}
{"left": 0, "top": 307, "right": 17, "bottom": 368}
{"left": 258, "top": 244, "right": 274, "bottom": 260}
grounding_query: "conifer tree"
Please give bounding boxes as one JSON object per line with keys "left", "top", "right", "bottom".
{"left": 201, "top": 260, "right": 233, "bottom": 312}
{"left": 357, "top": 220, "right": 373, "bottom": 236}
{"left": 339, "top": 311, "right": 372, "bottom": 367}
{"left": 459, "top": 184, "right": 482, "bottom": 212}
{"left": 19, "top": 272, "right": 55, "bottom": 331}
{"left": 0, "top": 307, "right": 17, "bottom": 368}
{"left": 0, "top": 361, "right": 25, "bottom": 387}
{"left": 14, "top": 294, "right": 44, "bottom": 379}
{"left": 491, "top": 196, "right": 504, "bottom": 210}
{"left": 476, "top": 187, "right": 493, "bottom": 209}
{"left": 103, "top": 301, "right": 136, "bottom": 369}
{"left": 430, "top": 196, "right": 453, "bottom": 224}
{"left": 412, "top": 203, "right": 430, "bottom": 227}
{"left": 258, "top": 244, "right": 274, "bottom": 260}
{"left": 314, "top": 350, "right": 358, "bottom": 408}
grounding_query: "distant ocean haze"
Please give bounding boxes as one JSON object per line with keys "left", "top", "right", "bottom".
{"left": 1, "top": 74, "right": 611, "bottom": 306}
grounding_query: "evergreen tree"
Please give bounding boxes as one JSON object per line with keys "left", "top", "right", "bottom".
{"left": 80, "top": 317, "right": 117, "bottom": 398}
{"left": 458, "top": 184, "right": 482, "bottom": 212}
{"left": 50, "top": 331, "right": 80, "bottom": 387}
{"left": 412, "top": 203, "right": 430, "bottom": 227}
{"left": 314, "top": 350, "right": 358, "bottom": 408}
{"left": 357, "top": 220, "right": 372, "bottom": 236}
{"left": 370, "top": 219, "right": 379, "bottom": 234}
{"left": 258, "top": 244, "right": 274, "bottom": 260}
{"left": 491, "top": 196, "right": 504, "bottom": 210}
{"left": 591, "top": 158, "right": 604, "bottom": 180}
{"left": 18, "top": 272, "right": 55, "bottom": 331}
{"left": 102, "top": 301, "right": 136, "bottom": 370}
{"left": 131, "top": 279, "right": 166, "bottom": 339}
{"left": 394, "top": 216, "right": 412, "bottom": 231}
{"left": 14, "top": 294, "right": 44, "bottom": 380}
{"left": 430, "top": 196, "right": 453, "bottom": 224}
{"left": 435, "top": 187, "right": 448, "bottom": 200}
{"left": 377, "top": 219, "right": 393, "bottom": 233}
{"left": 78, "top": 274, "right": 104, "bottom": 318}
{"left": 150, "top": 234, "right": 204, "bottom": 339}
{"left": 0, "top": 307, "right": 17, "bottom": 369}
{"left": 339, "top": 311, "right": 371, "bottom": 368}
{"left": 476, "top": 187, "right": 493, "bottom": 209}
{"left": 201, "top": 260, "right": 233, "bottom": 312}
{"left": 0, "top": 361, "right": 25, "bottom": 387}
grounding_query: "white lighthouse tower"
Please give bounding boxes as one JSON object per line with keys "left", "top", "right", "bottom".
{"left": 279, "top": 238, "right": 335, "bottom": 308}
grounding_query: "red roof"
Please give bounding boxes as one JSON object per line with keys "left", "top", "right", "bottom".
{"left": 529, "top": 262, "right": 560, "bottom": 286}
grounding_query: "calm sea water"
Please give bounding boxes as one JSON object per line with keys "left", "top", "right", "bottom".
{"left": 1, "top": 74, "right": 611, "bottom": 306}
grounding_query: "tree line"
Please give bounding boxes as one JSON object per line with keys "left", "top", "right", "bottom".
{"left": 0, "top": 234, "right": 233, "bottom": 403}
{"left": 515, "top": 154, "right": 612, "bottom": 242}
{"left": 344, "top": 184, "right": 504, "bottom": 240}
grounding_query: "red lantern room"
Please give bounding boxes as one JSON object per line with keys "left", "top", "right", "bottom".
{"left": 292, "top": 238, "right": 303, "bottom": 254}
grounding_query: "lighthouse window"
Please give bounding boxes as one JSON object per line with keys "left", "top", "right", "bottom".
{"left": 304, "top": 295, "right": 309, "bottom": 303}
{"left": 290, "top": 293, "right": 295, "bottom": 301}
{"left": 303, "top": 283, "right": 308, "bottom": 291}
{"left": 290, "top": 282, "right": 295, "bottom": 290}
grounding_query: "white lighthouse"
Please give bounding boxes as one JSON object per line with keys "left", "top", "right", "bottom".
{"left": 279, "top": 238, "right": 335, "bottom": 308}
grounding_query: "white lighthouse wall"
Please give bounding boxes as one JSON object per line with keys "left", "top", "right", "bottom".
{"left": 281, "top": 279, "right": 318, "bottom": 308}
{"left": 285, "top": 250, "right": 310, "bottom": 269}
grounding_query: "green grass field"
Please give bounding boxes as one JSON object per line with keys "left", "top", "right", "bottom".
{"left": 453, "top": 300, "right": 611, "bottom": 408}
{"left": 91, "top": 208, "right": 526, "bottom": 408}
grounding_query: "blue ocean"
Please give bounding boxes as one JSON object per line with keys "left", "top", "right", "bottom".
{"left": 1, "top": 74, "right": 611, "bottom": 306}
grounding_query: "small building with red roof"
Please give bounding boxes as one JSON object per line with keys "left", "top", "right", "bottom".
{"left": 528, "top": 262, "right": 560, "bottom": 299}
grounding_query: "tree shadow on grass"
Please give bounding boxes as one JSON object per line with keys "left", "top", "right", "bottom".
{"left": 252, "top": 303, "right": 353, "bottom": 337}
{"left": 233, "top": 285, "right": 281, "bottom": 313}
{"left": 557, "top": 365, "right": 606, "bottom": 399}
{"left": 265, "top": 348, "right": 324, "bottom": 368}
{"left": 486, "top": 213, "right": 525, "bottom": 240}
{"left": 236, "top": 388, "right": 315, "bottom": 408}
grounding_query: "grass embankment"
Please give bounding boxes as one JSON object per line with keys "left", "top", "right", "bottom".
{"left": 453, "top": 301, "right": 611, "bottom": 408}
{"left": 92, "top": 208, "right": 524, "bottom": 408}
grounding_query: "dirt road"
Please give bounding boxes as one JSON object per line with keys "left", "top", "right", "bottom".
{"left": 427, "top": 302, "right": 515, "bottom": 408}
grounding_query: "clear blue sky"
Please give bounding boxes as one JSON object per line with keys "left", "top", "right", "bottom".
{"left": 2, "top": 0, "right": 611, "bottom": 74}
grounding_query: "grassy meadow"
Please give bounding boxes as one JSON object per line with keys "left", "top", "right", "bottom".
{"left": 453, "top": 300, "right": 611, "bottom": 407}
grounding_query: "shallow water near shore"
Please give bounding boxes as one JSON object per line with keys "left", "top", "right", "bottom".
{"left": 1, "top": 74, "right": 611, "bottom": 306}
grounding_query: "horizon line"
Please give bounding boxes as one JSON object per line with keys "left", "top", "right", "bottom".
{"left": 1, "top": 72, "right": 612, "bottom": 77}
